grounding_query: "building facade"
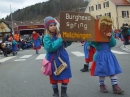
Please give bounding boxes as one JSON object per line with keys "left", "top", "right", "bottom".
{"left": 85, "top": 0, "right": 130, "bottom": 29}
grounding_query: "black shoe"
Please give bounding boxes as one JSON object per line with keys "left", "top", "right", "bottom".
{"left": 61, "top": 87, "right": 68, "bottom": 97}
{"left": 53, "top": 88, "right": 59, "bottom": 97}
{"left": 13, "top": 52, "right": 15, "bottom": 56}
{"left": 4, "top": 53, "right": 8, "bottom": 57}
{"left": 53, "top": 93, "right": 59, "bottom": 97}
{"left": 80, "top": 64, "right": 89, "bottom": 72}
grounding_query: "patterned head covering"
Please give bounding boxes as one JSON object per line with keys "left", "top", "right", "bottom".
{"left": 44, "top": 16, "right": 57, "bottom": 29}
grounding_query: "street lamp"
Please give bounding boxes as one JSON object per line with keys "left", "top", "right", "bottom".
{"left": 10, "top": 5, "right": 14, "bottom": 35}
{"left": 0, "top": 11, "right": 3, "bottom": 20}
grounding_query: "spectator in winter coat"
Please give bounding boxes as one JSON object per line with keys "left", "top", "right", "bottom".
{"left": 120, "top": 23, "right": 130, "bottom": 45}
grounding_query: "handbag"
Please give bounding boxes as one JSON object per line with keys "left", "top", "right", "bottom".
{"left": 41, "top": 55, "right": 54, "bottom": 76}
{"left": 53, "top": 57, "right": 67, "bottom": 76}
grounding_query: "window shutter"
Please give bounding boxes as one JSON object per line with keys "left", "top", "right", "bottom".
{"left": 109, "top": 12, "right": 111, "bottom": 18}
{"left": 96, "top": 5, "right": 97, "bottom": 10}
{"left": 100, "top": 4, "right": 101, "bottom": 9}
{"left": 127, "top": 11, "right": 129, "bottom": 18}
{"left": 89, "top": 7, "right": 91, "bottom": 12}
{"left": 92, "top": 6, "right": 94, "bottom": 11}
{"left": 122, "top": 11, "right": 124, "bottom": 18}
{"left": 104, "top": 3, "right": 105, "bottom": 8}
{"left": 107, "top": 1, "right": 109, "bottom": 7}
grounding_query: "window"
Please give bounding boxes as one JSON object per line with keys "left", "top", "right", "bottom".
{"left": 89, "top": 6, "right": 94, "bottom": 12}
{"left": 96, "top": 14, "right": 102, "bottom": 19}
{"left": 96, "top": 4, "right": 101, "bottom": 10}
{"left": 105, "top": 12, "right": 111, "bottom": 18}
{"left": 122, "top": 11, "right": 129, "bottom": 18}
{"left": 89, "top": 7, "right": 91, "bottom": 12}
{"left": 91, "top": 6, "right": 94, "bottom": 11}
{"left": 104, "top": 1, "right": 109, "bottom": 8}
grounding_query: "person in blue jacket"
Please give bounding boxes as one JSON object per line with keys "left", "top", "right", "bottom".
{"left": 43, "top": 16, "right": 72, "bottom": 97}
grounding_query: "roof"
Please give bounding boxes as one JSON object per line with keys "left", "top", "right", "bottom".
{"left": 3, "top": 21, "right": 43, "bottom": 28}
{"left": 111, "top": 0, "right": 130, "bottom": 5}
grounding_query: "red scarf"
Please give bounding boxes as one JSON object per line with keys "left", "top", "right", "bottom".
{"left": 32, "top": 33, "right": 39, "bottom": 40}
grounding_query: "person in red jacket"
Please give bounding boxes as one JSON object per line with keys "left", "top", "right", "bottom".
{"left": 32, "top": 31, "right": 41, "bottom": 54}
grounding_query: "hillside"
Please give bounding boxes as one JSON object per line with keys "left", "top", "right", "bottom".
{"left": 5, "top": 0, "right": 88, "bottom": 21}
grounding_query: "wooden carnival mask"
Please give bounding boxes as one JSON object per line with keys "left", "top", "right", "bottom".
{"left": 98, "top": 16, "right": 113, "bottom": 39}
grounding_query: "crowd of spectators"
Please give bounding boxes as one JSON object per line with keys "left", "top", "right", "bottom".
{"left": 0, "top": 32, "right": 43, "bottom": 56}
{"left": 114, "top": 23, "right": 130, "bottom": 45}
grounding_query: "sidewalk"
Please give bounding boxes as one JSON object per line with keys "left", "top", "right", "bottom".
{"left": 120, "top": 44, "right": 130, "bottom": 53}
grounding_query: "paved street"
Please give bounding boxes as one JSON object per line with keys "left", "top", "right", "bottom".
{"left": 0, "top": 40, "right": 130, "bottom": 97}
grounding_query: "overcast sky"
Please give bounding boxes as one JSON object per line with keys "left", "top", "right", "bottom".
{"left": 0, "top": 0, "right": 49, "bottom": 18}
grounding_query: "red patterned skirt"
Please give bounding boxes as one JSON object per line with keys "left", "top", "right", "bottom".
{"left": 49, "top": 76, "right": 69, "bottom": 84}
{"left": 33, "top": 46, "right": 41, "bottom": 50}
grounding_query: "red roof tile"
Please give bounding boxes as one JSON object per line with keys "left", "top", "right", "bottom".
{"left": 111, "top": 0, "right": 130, "bottom": 5}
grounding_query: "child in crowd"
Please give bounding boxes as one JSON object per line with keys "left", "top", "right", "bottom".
{"left": 90, "top": 16, "right": 124, "bottom": 94}
{"left": 80, "top": 41, "right": 96, "bottom": 72}
{"left": 11, "top": 38, "right": 18, "bottom": 56}
{"left": 43, "top": 16, "right": 72, "bottom": 97}
{"left": 32, "top": 31, "right": 41, "bottom": 54}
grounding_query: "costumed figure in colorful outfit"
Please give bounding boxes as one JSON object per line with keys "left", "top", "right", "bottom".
{"left": 80, "top": 41, "right": 96, "bottom": 72}
{"left": 14, "top": 33, "right": 21, "bottom": 50}
{"left": 43, "top": 16, "right": 72, "bottom": 97}
{"left": 90, "top": 16, "right": 124, "bottom": 94}
{"left": 12, "top": 39, "right": 18, "bottom": 56}
{"left": 114, "top": 29, "right": 120, "bottom": 39}
{"left": 32, "top": 31, "right": 41, "bottom": 54}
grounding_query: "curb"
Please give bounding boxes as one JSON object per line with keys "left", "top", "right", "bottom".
{"left": 120, "top": 45, "right": 130, "bottom": 53}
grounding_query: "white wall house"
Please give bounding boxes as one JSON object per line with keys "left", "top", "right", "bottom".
{"left": 85, "top": 0, "right": 130, "bottom": 29}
